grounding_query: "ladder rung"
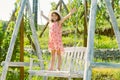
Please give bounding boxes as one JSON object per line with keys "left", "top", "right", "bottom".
{"left": 1, "top": 61, "right": 40, "bottom": 67}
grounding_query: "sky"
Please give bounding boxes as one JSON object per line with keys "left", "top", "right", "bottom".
{"left": 0, "top": 0, "right": 16, "bottom": 21}
{"left": 0, "top": 0, "right": 68, "bottom": 24}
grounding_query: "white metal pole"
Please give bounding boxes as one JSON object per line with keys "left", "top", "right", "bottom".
{"left": 83, "top": 0, "right": 97, "bottom": 80}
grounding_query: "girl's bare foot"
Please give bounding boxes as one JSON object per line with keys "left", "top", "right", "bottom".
{"left": 56, "top": 68, "right": 60, "bottom": 71}
{"left": 49, "top": 68, "right": 54, "bottom": 71}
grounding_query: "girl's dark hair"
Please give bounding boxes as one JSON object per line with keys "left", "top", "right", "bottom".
{"left": 51, "top": 12, "right": 61, "bottom": 22}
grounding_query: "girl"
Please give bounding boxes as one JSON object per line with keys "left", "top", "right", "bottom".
{"left": 41, "top": 8, "right": 76, "bottom": 71}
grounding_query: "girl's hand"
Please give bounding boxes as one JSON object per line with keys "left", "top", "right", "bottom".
{"left": 40, "top": 10, "right": 49, "bottom": 21}
{"left": 60, "top": 8, "right": 76, "bottom": 24}
{"left": 41, "top": 11, "right": 44, "bottom": 16}
{"left": 70, "top": 8, "right": 76, "bottom": 14}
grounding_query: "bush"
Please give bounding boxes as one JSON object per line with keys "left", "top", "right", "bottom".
{"left": 92, "top": 68, "right": 120, "bottom": 80}
{"left": 94, "top": 35, "right": 118, "bottom": 49}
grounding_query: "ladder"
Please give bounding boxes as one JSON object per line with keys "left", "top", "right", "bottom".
{"left": 0, "top": 0, "right": 44, "bottom": 80}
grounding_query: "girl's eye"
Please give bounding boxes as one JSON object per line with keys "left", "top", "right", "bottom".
{"left": 51, "top": 15, "right": 54, "bottom": 17}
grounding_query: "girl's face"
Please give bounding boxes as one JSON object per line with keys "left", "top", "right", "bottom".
{"left": 51, "top": 13, "right": 60, "bottom": 22}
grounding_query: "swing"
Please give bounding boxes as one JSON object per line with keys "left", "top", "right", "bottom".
{"left": 29, "top": 47, "right": 86, "bottom": 79}
{"left": 28, "top": 0, "right": 87, "bottom": 80}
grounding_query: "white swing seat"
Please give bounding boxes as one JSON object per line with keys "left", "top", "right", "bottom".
{"left": 29, "top": 70, "right": 83, "bottom": 78}
{"left": 28, "top": 47, "right": 86, "bottom": 79}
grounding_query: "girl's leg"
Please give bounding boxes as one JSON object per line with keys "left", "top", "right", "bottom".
{"left": 49, "top": 50, "right": 55, "bottom": 70}
{"left": 57, "top": 49, "right": 62, "bottom": 70}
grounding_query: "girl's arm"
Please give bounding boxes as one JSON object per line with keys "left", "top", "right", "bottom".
{"left": 41, "top": 11, "right": 49, "bottom": 21}
{"left": 60, "top": 8, "right": 76, "bottom": 24}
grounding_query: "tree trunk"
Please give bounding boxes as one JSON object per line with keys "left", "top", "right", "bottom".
{"left": 110, "top": 0, "right": 115, "bottom": 37}
{"left": 83, "top": 0, "right": 88, "bottom": 47}
{"left": 33, "top": 0, "right": 38, "bottom": 30}
{"left": 112, "top": 0, "right": 114, "bottom": 10}
{"left": 20, "top": 17, "right": 24, "bottom": 80}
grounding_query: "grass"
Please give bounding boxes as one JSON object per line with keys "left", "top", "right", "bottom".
{"left": 92, "top": 68, "right": 120, "bottom": 80}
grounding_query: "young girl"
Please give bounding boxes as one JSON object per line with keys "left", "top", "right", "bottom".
{"left": 41, "top": 8, "right": 76, "bottom": 71}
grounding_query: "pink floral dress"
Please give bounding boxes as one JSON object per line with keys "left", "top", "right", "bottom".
{"left": 48, "top": 22, "right": 64, "bottom": 53}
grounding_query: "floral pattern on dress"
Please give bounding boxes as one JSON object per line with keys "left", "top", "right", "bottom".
{"left": 48, "top": 22, "right": 64, "bottom": 53}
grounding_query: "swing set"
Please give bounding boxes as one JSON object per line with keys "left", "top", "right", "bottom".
{"left": 1, "top": 0, "right": 120, "bottom": 80}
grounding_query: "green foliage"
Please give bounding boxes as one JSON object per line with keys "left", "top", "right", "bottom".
{"left": 94, "top": 35, "right": 118, "bottom": 49}
{"left": 92, "top": 68, "right": 120, "bottom": 80}
{"left": 0, "top": 21, "right": 5, "bottom": 63}
{"left": 0, "top": 0, "right": 21, "bottom": 62}
{"left": 51, "top": 2, "right": 57, "bottom": 10}
{"left": 0, "top": 20, "right": 21, "bottom": 62}
{"left": 96, "top": 0, "right": 120, "bottom": 29}
{"left": 0, "top": 21, "right": 4, "bottom": 46}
